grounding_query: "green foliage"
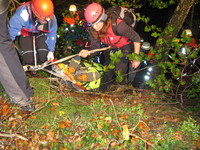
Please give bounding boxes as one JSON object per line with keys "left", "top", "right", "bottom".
{"left": 137, "top": 13, "right": 162, "bottom": 38}
{"left": 55, "top": 11, "right": 89, "bottom": 59}
{"left": 127, "top": 52, "right": 143, "bottom": 62}
{"left": 100, "top": 0, "right": 142, "bottom": 8}
{"left": 149, "top": 0, "right": 177, "bottom": 9}
{"left": 179, "top": 117, "right": 200, "bottom": 140}
{"left": 115, "top": 71, "right": 123, "bottom": 82}
{"left": 105, "top": 50, "right": 123, "bottom": 71}
{"left": 145, "top": 22, "right": 200, "bottom": 103}
{"left": 186, "top": 73, "right": 200, "bottom": 99}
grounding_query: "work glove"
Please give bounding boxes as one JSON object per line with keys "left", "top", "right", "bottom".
{"left": 79, "top": 49, "right": 90, "bottom": 58}
{"left": 47, "top": 52, "right": 54, "bottom": 61}
{"left": 131, "top": 60, "right": 141, "bottom": 69}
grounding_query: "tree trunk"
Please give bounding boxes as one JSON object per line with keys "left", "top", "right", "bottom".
{"left": 157, "top": 0, "right": 195, "bottom": 43}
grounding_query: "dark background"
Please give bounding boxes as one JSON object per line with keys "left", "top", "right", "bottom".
{"left": 16, "top": 0, "right": 200, "bottom": 44}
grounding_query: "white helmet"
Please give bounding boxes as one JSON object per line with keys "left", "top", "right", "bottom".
{"left": 69, "top": 4, "right": 77, "bottom": 12}
{"left": 141, "top": 42, "right": 150, "bottom": 51}
{"left": 184, "top": 29, "right": 192, "bottom": 37}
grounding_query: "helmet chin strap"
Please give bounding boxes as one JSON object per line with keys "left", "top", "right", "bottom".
{"left": 94, "top": 13, "right": 108, "bottom": 24}
{"left": 101, "top": 14, "right": 108, "bottom": 22}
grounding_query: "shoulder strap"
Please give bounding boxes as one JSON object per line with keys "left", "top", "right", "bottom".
{"left": 106, "top": 6, "right": 121, "bottom": 35}
{"left": 111, "top": 15, "right": 118, "bottom": 35}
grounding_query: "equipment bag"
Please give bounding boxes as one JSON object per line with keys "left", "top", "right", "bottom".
{"left": 106, "top": 6, "right": 137, "bottom": 35}
{"left": 52, "top": 59, "right": 103, "bottom": 91}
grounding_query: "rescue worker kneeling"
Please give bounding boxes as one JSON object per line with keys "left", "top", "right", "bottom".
{"left": 8, "top": 0, "right": 57, "bottom": 66}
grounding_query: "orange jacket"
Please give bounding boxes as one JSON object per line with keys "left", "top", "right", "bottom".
{"left": 185, "top": 38, "right": 198, "bottom": 48}
{"left": 63, "top": 12, "right": 80, "bottom": 25}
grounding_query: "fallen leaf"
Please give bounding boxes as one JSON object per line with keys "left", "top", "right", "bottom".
{"left": 97, "top": 123, "right": 103, "bottom": 129}
{"left": 120, "top": 114, "right": 129, "bottom": 119}
{"left": 51, "top": 102, "right": 60, "bottom": 106}
{"left": 2, "top": 104, "right": 10, "bottom": 116}
{"left": 91, "top": 131, "right": 98, "bottom": 138}
{"left": 30, "top": 116, "right": 37, "bottom": 119}
{"left": 51, "top": 107, "right": 57, "bottom": 111}
{"left": 110, "top": 140, "right": 118, "bottom": 147}
{"left": 122, "top": 125, "right": 130, "bottom": 140}
{"left": 173, "top": 131, "right": 183, "bottom": 140}
{"left": 111, "top": 129, "right": 120, "bottom": 136}
{"left": 11, "top": 121, "right": 17, "bottom": 128}
{"left": 46, "top": 130, "right": 55, "bottom": 141}
{"left": 41, "top": 124, "right": 47, "bottom": 129}
{"left": 58, "top": 120, "right": 71, "bottom": 128}
{"left": 138, "top": 92, "right": 142, "bottom": 98}
{"left": 138, "top": 122, "right": 150, "bottom": 132}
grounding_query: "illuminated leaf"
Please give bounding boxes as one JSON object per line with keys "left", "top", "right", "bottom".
{"left": 122, "top": 125, "right": 130, "bottom": 140}
{"left": 59, "top": 111, "right": 65, "bottom": 116}
{"left": 97, "top": 123, "right": 103, "bottom": 129}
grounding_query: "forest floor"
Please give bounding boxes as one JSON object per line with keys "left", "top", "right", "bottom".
{"left": 0, "top": 77, "right": 199, "bottom": 149}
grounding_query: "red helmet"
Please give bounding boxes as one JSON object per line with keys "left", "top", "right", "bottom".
{"left": 31, "top": 0, "right": 54, "bottom": 21}
{"left": 84, "top": 3, "right": 105, "bottom": 24}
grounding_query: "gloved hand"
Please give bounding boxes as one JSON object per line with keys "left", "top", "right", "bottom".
{"left": 131, "top": 60, "right": 141, "bottom": 69}
{"left": 79, "top": 49, "right": 90, "bottom": 58}
{"left": 47, "top": 52, "right": 54, "bottom": 61}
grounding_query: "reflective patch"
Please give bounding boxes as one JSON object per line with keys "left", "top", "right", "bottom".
{"left": 20, "top": 10, "right": 29, "bottom": 21}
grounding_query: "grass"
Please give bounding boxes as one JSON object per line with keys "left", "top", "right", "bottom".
{"left": 0, "top": 77, "right": 199, "bottom": 149}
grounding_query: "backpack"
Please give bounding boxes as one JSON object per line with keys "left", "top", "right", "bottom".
{"left": 106, "top": 6, "right": 137, "bottom": 35}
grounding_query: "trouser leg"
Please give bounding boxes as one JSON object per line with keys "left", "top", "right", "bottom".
{"left": 19, "top": 34, "right": 48, "bottom": 65}
{"left": 36, "top": 35, "right": 48, "bottom": 64}
{"left": 0, "top": 12, "right": 33, "bottom": 106}
{"left": 99, "top": 54, "right": 129, "bottom": 91}
{"left": 115, "top": 56, "right": 129, "bottom": 84}
{"left": 19, "top": 36, "right": 35, "bottom": 65}
{"left": 99, "top": 69, "right": 115, "bottom": 92}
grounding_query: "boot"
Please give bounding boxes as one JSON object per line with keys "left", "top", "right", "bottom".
{"left": 20, "top": 104, "right": 35, "bottom": 112}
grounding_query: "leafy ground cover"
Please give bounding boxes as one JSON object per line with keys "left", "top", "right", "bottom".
{"left": 0, "top": 77, "right": 199, "bottom": 149}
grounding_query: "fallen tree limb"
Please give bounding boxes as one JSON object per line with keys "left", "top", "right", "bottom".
{"left": 47, "top": 46, "right": 111, "bottom": 67}
{"left": 0, "top": 132, "right": 28, "bottom": 141}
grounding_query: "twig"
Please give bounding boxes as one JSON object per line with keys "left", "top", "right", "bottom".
{"left": 109, "top": 99, "right": 122, "bottom": 133}
{"left": 0, "top": 132, "right": 28, "bottom": 141}
{"left": 106, "top": 139, "right": 119, "bottom": 150}
{"left": 129, "top": 133, "right": 157, "bottom": 149}
{"left": 129, "top": 117, "right": 141, "bottom": 133}
{"left": 42, "top": 69, "right": 74, "bottom": 82}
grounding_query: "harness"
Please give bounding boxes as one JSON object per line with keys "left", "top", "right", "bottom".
{"left": 100, "top": 19, "right": 131, "bottom": 48}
